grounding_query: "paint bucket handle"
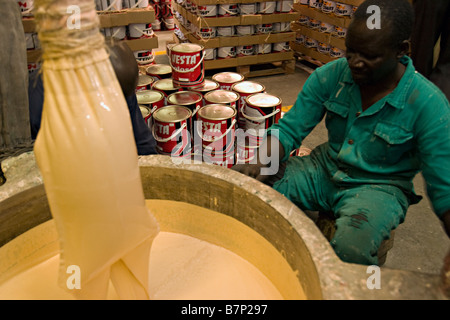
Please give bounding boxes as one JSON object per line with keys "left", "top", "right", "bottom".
{"left": 196, "top": 119, "right": 237, "bottom": 143}
{"left": 258, "top": 1, "right": 275, "bottom": 13}
{"left": 131, "top": 25, "right": 154, "bottom": 37}
{"left": 241, "top": 108, "right": 281, "bottom": 122}
{"left": 152, "top": 122, "right": 187, "bottom": 143}
{"left": 168, "top": 50, "right": 205, "bottom": 73}
{"left": 130, "top": 0, "right": 146, "bottom": 8}
{"left": 103, "top": 0, "right": 121, "bottom": 11}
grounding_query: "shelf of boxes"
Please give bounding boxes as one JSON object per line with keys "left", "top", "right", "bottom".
{"left": 291, "top": 0, "right": 364, "bottom": 67}
{"left": 171, "top": 0, "right": 301, "bottom": 74}
{"left": 22, "top": 6, "right": 159, "bottom": 66}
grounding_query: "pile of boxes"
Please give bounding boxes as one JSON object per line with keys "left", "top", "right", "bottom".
{"left": 171, "top": 0, "right": 301, "bottom": 72}
{"left": 290, "top": 0, "right": 362, "bottom": 65}
{"left": 20, "top": 0, "right": 159, "bottom": 72}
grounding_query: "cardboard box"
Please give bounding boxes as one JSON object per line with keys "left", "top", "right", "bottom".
{"left": 291, "top": 22, "right": 345, "bottom": 50}
{"left": 124, "top": 36, "right": 159, "bottom": 51}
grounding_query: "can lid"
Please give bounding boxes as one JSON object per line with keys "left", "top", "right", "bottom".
{"left": 167, "top": 91, "right": 202, "bottom": 105}
{"left": 246, "top": 93, "right": 281, "bottom": 107}
{"left": 198, "top": 104, "right": 236, "bottom": 120}
{"left": 172, "top": 43, "right": 204, "bottom": 53}
{"left": 153, "top": 78, "right": 177, "bottom": 91}
{"left": 212, "top": 72, "right": 244, "bottom": 84}
{"left": 137, "top": 74, "right": 155, "bottom": 87}
{"left": 136, "top": 90, "right": 165, "bottom": 104}
{"left": 153, "top": 105, "right": 192, "bottom": 122}
{"left": 146, "top": 64, "right": 172, "bottom": 76}
{"left": 139, "top": 105, "right": 151, "bottom": 117}
{"left": 204, "top": 89, "right": 240, "bottom": 103}
{"left": 231, "top": 80, "right": 265, "bottom": 94}
{"left": 189, "top": 79, "right": 220, "bottom": 92}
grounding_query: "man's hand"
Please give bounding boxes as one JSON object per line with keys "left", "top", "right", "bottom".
{"left": 231, "top": 163, "right": 272, "bottom": 184}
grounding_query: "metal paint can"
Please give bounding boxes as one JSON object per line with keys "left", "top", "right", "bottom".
{"left": 235, "top": 25, "right": 255, "bottom": 36}
{"left": 309, "top": 18, "right": 321, "bottom": 29}
{"left": 152, "top": 105, "right": 192, "bottom": 157}
{"left": 146, "top": 63, "right": 172, "bottom": 79}
{"left": 330, "top": 46, "right": 345, "bottom": 58}
{"left": 257, "top": 1, "right": 276, "bottom": 14}
{"left": 217, "top": 26, "right": 235, "bottom": 36}
{"left": 197, "top": 104, "right": 237, "bottom": 168}
{"left": 103, "top": 26, "right": 127, "bottom": 39}
{"left": 272, "top": 41, "right": 290, "bottom": 52}
{"left": 243, "top": 92, "right": 282, "bottom": 146}
{"left": 217, "top": 46, "right": 236, "bottom": 59}
{"left": 276, "top": 0, "right": 293, "bottom": 13}
{"left": 97, "top": 0, "right": 122, "bottom": 11}
{"left": 256, "top": 43, "right": 272, "bottom": 54}
{"left": 231, "top": 80, "right": 265, "bottom": 129}
{"left": 204, "top": 48, "right": 217, "bottom": 60}
{"left": 335, "top": 2, "right": 352, "bottom": 16}
{"left": 218, "top": 4, "right": 239, "bottom": 17}
{"left": 188, "top": 79, "right": 220, "bottom": 104}
{"left": 152, "top": 78, "right": 182, "bottom": 104}
{"left": 212, "top": 72, "right": 245, "bottom": 90}
{"left": 169, "top": 43, "right": 205, "bottom": 88}
{"left": 196, "top": 26, "right": 217, "bottom": 39}
{"left": 319, "top": 21, "right": 335, "bottom": 33}
{"left": 334, "top": 26, "right": 347, "bottom": 38}
{"left": 134, "top": 49, "right": 155, "bottom": 65}
{"left": 204, "top": 89, "right": 240, "bottom": 110}
{"left": 197, "top": 4, "right": 218, "bottom": 17}
{"left": 272, "top": 21, "right": 291, "bottom": 33}
{"left": 317, "top": 42, "right": 331, "bottom": 55}
{"left": 256, "top": 23, "right": 273, "bottom": 34}
{"left": 123, "top": 0, "right": 149, "bottom": 8}
{"left": 236, "top": 45, "right": 255, "bottom": 57}
{"left": 136, "top": 90, "right": 165, "bottom": 116}
{"left": 304, "top": 37, "right": 318, "bottom": 48}
{"left": 322, "top": 0, "right": 336, "bottom": 13}
{"left": 239, "top": 3, "right": 257, "bottom": 15}
{"left": 136, "top": 74, "right": 155, "bottom": 92}
{"left": 167, "top": 91, "right": 203, "bottom": 118}
{"left": 309, "top": 0, "right": 322, "bottom": 10}
{"left": 128, "top": 23, "right": 154, "bottom": 39}
{"left": 139, "top": 105, "right": 152, "bottom": 127}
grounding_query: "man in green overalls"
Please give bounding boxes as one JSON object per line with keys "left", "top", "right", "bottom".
{"left": 233, "top": 0, "right": 450, "bottom": 283}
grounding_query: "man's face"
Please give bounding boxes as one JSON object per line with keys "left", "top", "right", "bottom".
{"left": 345, "top": 20, "right": 399, "bottom": 86}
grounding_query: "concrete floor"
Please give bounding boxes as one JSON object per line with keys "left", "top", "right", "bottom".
{"left": 153, "top": 30, "right": 450, "bottom": 276}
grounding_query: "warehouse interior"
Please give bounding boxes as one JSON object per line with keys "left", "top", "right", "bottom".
{"left": 1, "top": 0, "right": 449, "bottom": 300}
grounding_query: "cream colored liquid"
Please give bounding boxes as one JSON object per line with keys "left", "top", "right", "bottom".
{"left": 0, "top": 200, "right": 306, "bottom": 300}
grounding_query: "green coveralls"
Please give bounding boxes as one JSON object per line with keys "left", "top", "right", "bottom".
{"left": 268, "top": 56, "right": 450, "bottom": 265}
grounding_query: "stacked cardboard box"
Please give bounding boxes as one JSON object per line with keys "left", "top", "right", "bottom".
{"left": 171, "top": 0, "right": 301, "bottom": 75}
{"left": 290, "top": 0, "right": 363, "bottom": 66}
{"left": 22, "top": 6, "right": 159, "bottom": 69}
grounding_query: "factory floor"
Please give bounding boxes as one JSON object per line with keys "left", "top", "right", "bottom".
{"left": 153, "top": 30, "right": 450, "bottom": 276}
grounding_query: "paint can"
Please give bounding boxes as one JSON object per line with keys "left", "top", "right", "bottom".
{"left": 308, "top": 18, "right": 321, "bottom": 29}
{"left": 212, "top": 72, "right": 245, "bottom": 90}
{"left": 152, "top": 78, "right": 182, "bottom": 104}
{"left": 330, "top": 46, "right": 345, "bottom": 58}
{"left": 217, "top": 46, "right": 236, "bottom": 59}
{"left": 197, "top": 104, "right": 237, "bottom": 168}
{"left": 128, "top": 23, "right": 154, "bottom": 39}
{"left": 169, "top": 43, "right": 205, "bottom": 88}
{"left": 256, "top": 23, "right": 273, "bottom": 34}
{"left": 235, "top": 142, "right": 257, "bottom": 164}
{"left": 309, "top": 0, "right": 322, "bottom": 10}
{"left": 322, "top": 0, "right": 336, "bottom": 13}
{"left": 136, "top": 90, "right": 165, "bottom": 117}
{"left": 97, "top": 0, "right": 122, "bottom": 11}
{"left": 317, "top": 42, "right": 331, "bottom": 55}
{"left": 18, "top": 0, "right": 33, "bottom": 16}
{"left": 136, "top": 74, "right": 155, "bottom": 92}
{"left": 257, "top": 1, "right": 276, "bottom": 14}
{"left": 152, "top": 18, "right": 162, "bottom": 31}
{"left": 139, "top": 105, "right": 152, "bottom": 127}
{"left": 196, "top": 27, "right": 217, "bottom": 39}
{"left": 218, "top": 4, "right": 239, "bottom": 17}
{"left": 123, "top": 0, "right": 149, "bottom": 9}
{"left": 231, "top": 80, "right": 265, "bottom": 129}
{"left": 163, "top": 16, "right": 175, "bottom": 30}
{"left": 239, "top": 3, "right": 257, "bottom": 15}
{"left": 204, "top": 48, "right": 217, "bottom": 60}
{"left": 188, "top": 79, "right": 220, "bottom": 104}
{"left": 146, "top": 63, "right": 172, "bottom": 79}
{"left": 235, "top": 25, "right": 255, "bottom": 36}
{"left": 134, "top": 50, "right": 155, "bottom": 65}
{"left": 272, "top": 42, "right": 290, "bottom": 52}
{"left": 152, "top": 105, "right": 192, "bottom": 157}
{"left": 298, "top": 15, "right": 310, "bottom": 25}
{"left": 304, "top": 37, "right": 318, "bottom": 49}
{"left": 319, "top": 21, "right": 335, "bottom": 33}
{"left": 256, "top": 43, "right": 272, "bottom": 54}
{"left": 197, "top": 4, "right": 218, "bottom": 17}
{"left": 296, "top": 34, "right": 305, "bottom": 44}
{"left": 167, "top": 91, "right": 203, "bottom": 118}
{"left": 25, "top": 33, "right": 35, "bottom": 50}
{"left": 242, "top": 93, "right": 282, "bottom": 147}
{"left": 217, "top": 26, "right": 235, "bottom": 37}
{"left": 103, "top": 26, "right": 127, "bottom": 40}
{"left": 333, "top": 26, "right": 347, "bottom": 38}
{"left": 272, "top": 22, "right": 291, "bottom": 33}
{"left": 204, "top": 89, "right": 240, "bottom": 110}
{"left": 276, "top": 0, "right": 293, "bottom": 13}
{"left": 236, "top": 45, "right": 255, "bottom": 57}
{"left": 334, "top": 2, "right": 352, "bottom": 16}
